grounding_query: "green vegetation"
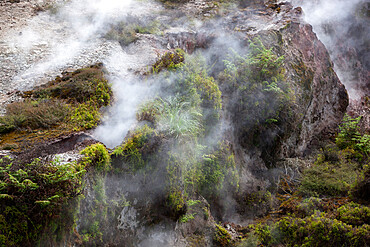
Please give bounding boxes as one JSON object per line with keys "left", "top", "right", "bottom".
{"left": 0, "top": 99, "right": 70, "bottom": 133}
{"left": 214, "top": 224, "right": 233, "bottom": 247}
{"left": 132, "top": 51, "right": 236, "bottom": 221}
{"left": 245, "top": 213, "right": 369, "bottom": 247}
{"left": 239, "top": 115, "right": 370, "bottom": 247}
{"left": 105, "top": 16, "right": 162, "bottom": 46}
{"left": 24, "top": 65, "right": 111, "bottom": 108}
{"left": 220, "top": 38, "right": 294, "bottom": 164}
{"left": 164, "top": 141, "right": 239, "bottom": 219}
{"left": 112, "top": 125, "right": 157, "bottom": 172}
{"left": 298, "top": 115, "right": 369, "bottom": 198}
{"left": 0, "top": 64, "right": 112, "bottom": 151}
{"left": 152, "top": 49, "right": 185, "bottom": 73}
{"left": 80, "top": 143, "right": 111, "bottom": 173}
{"left": 156, "top": 96, "right": 203, "bottom": 139}
{"left": 23, "top": 64, "right": 111, "bottom": 131}
{"left": 179, "top": 213, "right": 195, "bottom": 223}
{"left": 0, "top": 157, "right": 85, "bottom": 246}
{"left": 137, "top": 95, "right": 203, "bottom": 140}
{"left": 196, "top": 142, "right": 239, "bottom": 200}
{"left": 71, "top": 143, "right": 125, "bottom": 246}
{"left": 138, "top": 51, "right": 222, "bottom": 140}
{"left": 351, "top": 164, "right": 370, "bottom": 203}
{"left": 299, "top": 146, "right": 358, "bottom": 197}
{"left": 336, "top": 114, "right": 369, "bottom": 161}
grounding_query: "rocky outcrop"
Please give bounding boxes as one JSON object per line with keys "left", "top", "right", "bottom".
{"left": 280, "top": 21, "right": 348, "bottom": 155}
{"left": 221, "top": 2, "right": 348, "bottom": 158}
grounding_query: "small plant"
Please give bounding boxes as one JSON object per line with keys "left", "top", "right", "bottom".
{"left": 156, "top": 95, "right": 203, "bottom": 139}
{"left": 152, "top": 49, "right": 185, "bottom": 73}
{"left": 336, "top": 114, "right": 369, "bottom": 160}
{"left": 0, "top": 99, "right": 70, "bottom": 133}
{"left": 80, "top": 143, "right": 111, "bottom": 173}
{"left": 214, "top": 224, "right": 233, "bottom": 247}
{"left": 70, "top": 102, "right": 101, "bottom": 131}
{"left": 0, "top": 157, "right": 85, "bottom": 246}
{"left": 179, "top": 213, "right": 195, "bottom": 223}
{"left": 112, "top": 125, "right": 156, "bottom": 171}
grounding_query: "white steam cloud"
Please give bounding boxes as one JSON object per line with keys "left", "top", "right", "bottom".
{"left": 5, "top": 0, "right": 161, "bottom": 147}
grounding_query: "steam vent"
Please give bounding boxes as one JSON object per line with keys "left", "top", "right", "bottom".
{"left": 0, "top": 0, "right": 369, "bottom": 246}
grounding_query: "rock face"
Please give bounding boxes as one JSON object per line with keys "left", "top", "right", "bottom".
{"left": 280, "top": 22, "right": 348, "bottom": 155}
{"left": 217, "top": 2, "right": 348, "bottom": 158}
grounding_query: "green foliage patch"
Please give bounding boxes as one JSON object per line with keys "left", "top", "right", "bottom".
{"left": 0, "top": 99, "right": 70, "bottom": 134}
{"left": 105, "top": 16, "right": 162, "bottom": 46}
{"left": 336, "top": 114, "right": 370, "bottom": 161}
{"left": 0, "top": 64, "right": 112, "bottom": 152}
{"left": 214, "top": 224, "right": 233, "bottom": 247}
{"left": 152, "top": 49, "right": 185, "bottom": 73}
{"left": 112, "top": 125, "right": 157, "bottom": 172}
{"left": 80, "top": 143, "right": 111, "bottom": 173}
{"left": 299, "top": 147, "right": 359, "bottom": 197}
{"left": 247, "top": 213, "right": 369, "bottom": 247}
{"left": 196, "top": 142, "right": 239, "bottom": 200}
{"left": 0, "top": 157, "right": 85, "bottom": 246}
{"left": 220, "top": 38, "right": 294, "bottom": 159}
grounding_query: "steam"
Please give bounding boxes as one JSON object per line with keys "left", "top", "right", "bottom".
{"left": 10, "top": 0, "right": 137, "bottom": 85}
{"left": 291, "top": 0, "right": 369, "bottom": 99}
{"left": 6, "top": 0, "right": 362, "bottom": 244}
{"left": 93, "top": 74, "right": 156, "bottom": 148}
{"left": 5, "top": 0, "right": 163, "bottom": 147}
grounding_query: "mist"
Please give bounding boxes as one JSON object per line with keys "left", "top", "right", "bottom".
{"left": 2, "top": 0, "right": 363, "bottom": 245}
{"left": 4, "top": 0, "right": 165, "bottom": 147}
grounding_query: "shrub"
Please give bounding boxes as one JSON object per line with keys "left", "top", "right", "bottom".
{"left": 112, "top": 125, "right": 156, "bottom": 171}
{"left": 219, "top": 37, "right": 294, "bottom": 162}
{"left": 299, "top": 150, "right": 358, "bottom": 197}
{"left": 336, "top": 114, "right": 369, "bottom": 160}
{"left": 1, "top": 64, "right": 112, "bottom": 135}
{"left": 80, "top": 143, "right": 111, "bottom": 173}
{"left": 336, "top": 115, "right": 362, "bottom": 149}
{"left": 177, "top": 53, "right": 222, "bottom": 111}
{"left": 246, "top": 213, "right": 370, "bottom": 247}
{"left": 152, "top": 49, "right": 185, "bottom": 73}
{"left": 277, "top": 214, "right": 370, "bottom": 246}
{"left": 0, "top": 99, "right": 70, "bottom": 133}
{"left": 0, "top": 157, "right": 85, "bottom": 246}
{"left": 214, "top": 224, "right": 233, "bottom": 247}
{"left": 70, "top": 102, "right": 101, "bottom": 131}
{"left": 196, "top": 142, "right": 239, "bottom": 200}
{"left": 26, "top": 65, "right": 112, "bottom": 108}
{"left": 336, "top": 202, "right": 370, "bottom": 226}
{"left": 156, "top": 96, "right": 203, "bottom": 139}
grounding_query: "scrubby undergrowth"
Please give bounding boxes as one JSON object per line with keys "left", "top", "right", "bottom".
{"left": 235, "top": 115, "right": 370, "bottom": 247}
{"left": 0, "top": 64, "right": 112, "bottom": 152}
